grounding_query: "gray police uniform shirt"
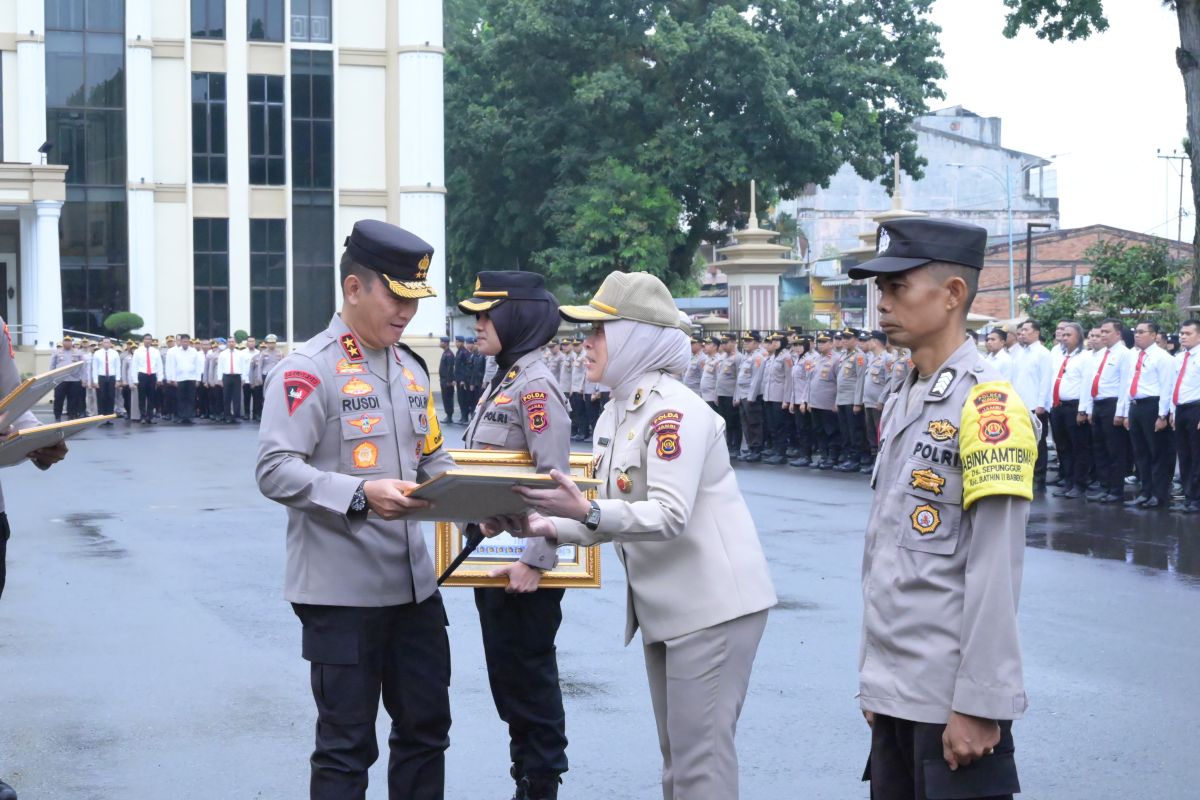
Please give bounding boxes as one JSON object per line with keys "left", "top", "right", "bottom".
{"left": 464, "top": 350, "right": 571, "bottom": 570}
{"left": 715, "top": 351, "right": 739, "bottom": 398}
{"left": 860, "top": 337, "right": 1036, "bottom": 724}
{"left": 684, "top": 351, "right": 704, "bottom": 393}
{"left": 698, "top": 353, "right": 718, "bottom": 403}
{"left": 808, "top": 352, "right": 838, "bottom": 411}
{"left": 761, "top": 351, "right": 792, "bottom": 403}
{"left": 256, "top": 314, "right": 455, "bottom": 607}
{"left": 790, "top": 351, "right": 812, "bottom": 405}
{"left": 550, "top": 371, "right": 777, "bottom": 645}
{"left": 855, "top": 351, "right": 893, "bottom": 408}
{"left": 568, "top": 351, "right": 586, "bottom": 394}
{"left": 835, "top": 348, "right": 864, "bottom": 406}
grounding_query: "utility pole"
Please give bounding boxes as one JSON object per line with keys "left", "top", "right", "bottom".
{"left": 1157, "top": 148, "right": 1191, "bottom": 244}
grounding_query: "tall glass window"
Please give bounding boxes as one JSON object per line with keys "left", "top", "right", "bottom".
{"left": 291, "top": 0, "right": 332, "bottom": 43}
{"left": 46, "top": 0, "right": 128, "bottom": 334}
{"left": 193, "top": 218, "right": 230, "bottom": 340}
{"left": 192, "top": 72, "right": 227, "bottom": 184}
{"left": 247, "top": 0, "right": 284, "bottom": 42}
{"left": 291, "top": 50, "right": 334, "bottom": 339}
{"left": 248, "top": 74, "right": 285, "bottom": 185}
{"left": 191, "top": 0, "right": 225, "bottom": 39}
{"left": 250, "top": 219, "right": 287, "bottom": 339}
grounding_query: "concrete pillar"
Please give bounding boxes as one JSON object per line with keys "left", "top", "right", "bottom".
{"left": 15, "top": 3, "right": 47, "bottom": 165}
{"left": 126, "top": 0, "right": 157, "bottom": 333}
{"left": 227, "top": 8, "right": 251, "bottom": 338}
{"left": 18, "top": 205, "right": 39, "bottom": 346}
{"left": 34, "top": 201, "right": 64, "bottom": 346}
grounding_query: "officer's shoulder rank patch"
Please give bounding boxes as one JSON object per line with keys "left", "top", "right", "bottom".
{"left": 284, "top": 370, "right": 320, "bottom": 416}
{"left": 926, "top": 419, "right": 958, "bottom": 442}
{"left": 341, "top": 377, "right": 374, "bottom": 396}
{"left": 650, "top": 409, "right": 683, "bottom": 461}
{"left": 339, "top": 333, "right": 364, "bottom": 362}
{"left": 335, "top": 358, "right": 367, "bottom": 375}
{"left": 960, "top": 380, "right": 1036, "bottom": 510}
{"left": 909, "top": 468, "right": 946, "bottom": 496}
{"left": 910, "top": 503, "right": 940, "bottom": 535}
{"left": 929, "top": 368, "right": 956, "bottom": 398}
{"left": 494, "top": 392, "right": 513, "bottom": 405}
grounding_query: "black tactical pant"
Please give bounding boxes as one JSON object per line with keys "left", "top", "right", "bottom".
{"left": 292, "top": 596, "right": 451, "bottom": 800}
{"left": 222, "top": 374, "right": 243, "bottom": 421}
{"left": 1091, "top": 397, "right": 1129, "bottom": 497}
{"left": 242, "top": 383, "right": 254, "bottom": 419}
{"left": 811, "top": 407, "right": 841, "bottom": 462}
{"left": 53, "top": 379, "right": 84, "bottom": 419}
{"left": 865, "top": 714, "right": 1018, "bottom": 800}
{"left": 96, "top": 375, "right": 117, "bottom": 416}
{"left": 864, "top": 405, "right": 883, "bottom": 458}
{"left": 1050, "top": 400, "right": 1090, "bottom": 491}
{"left": 1032, "top": 410, "right": 1050, "bottom": 486}
{"left": 837, "top": 404, "right": 863, "bottom": 464}
{"left": 1176, "top": 402, "right": 1200, "bottom": 504}
{"left": 717, "top": 395, "right": 742, "bottom": 453}
{"left": 570, "top": 392, "right": 587, "bottom": 438}
{"left": 1128, "top": 397, "right": 1175, "bottom": 504}
{"left": 176, "top": 381, "right": 197, "bottom": 421}
{"left": 137, "top": 373, "right": 158, "bottom": 421}
{"left": 439, "top": 382, "right": 455, "bottom": 421}
{"left": 457, "top": 383, "right": 473, "bottom": 421}
{"left": 475, "top": 587, "right": 568, "bottom": 783}
{"left": 738, "top": 399, "right": 764, "bottom": 453}
{"left": 763, "top": 401, "right": 790, "bottom": 453}
{"left": 791, "top": 407, "right": 812, "bottom": 458}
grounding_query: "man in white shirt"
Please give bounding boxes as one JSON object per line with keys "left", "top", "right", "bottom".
{"left": 131, "top": 333, "right": 163, "bottom": 425}
{"left": 217, "top": 337, "right": 246, "bottom": 423}
{"left": 1171, "top": 319, "right": 1200, "bottom": 512}
{"left": 166, "top": 333, "right": 205, "bottom": 425}
{"left": 1118, "top": 321, "right": 1177, "bottom": 508}
{"left": 983, "top": 327, "right": 1013, "bottom": 380}
{"left": 1080, "top": 319, "right": 1130, "bottom": 502}
{"left": 1013, "top": 320, "right": 1053, "bottom": 488}
{"left": 90, "top": 338, "right": 121, "bottom": 424}
{"left": 1049, "top": 322, "right": 1091, "bottom": 498}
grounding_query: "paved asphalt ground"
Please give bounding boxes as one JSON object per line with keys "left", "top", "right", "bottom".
{"left": 1, "top": 418, "right": 1197, "bottom": 799}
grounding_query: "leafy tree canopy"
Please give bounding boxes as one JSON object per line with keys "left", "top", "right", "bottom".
{"left": 1084, "top": 240, "right": 1187, "bottom": 329}
{"left": 445, "top": 0, "right": 945, "bottom": 300}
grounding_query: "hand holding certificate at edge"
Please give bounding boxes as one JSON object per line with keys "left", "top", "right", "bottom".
{"left": 511, "top": 468, "right": 590, "bottom": 521}
{"left": 481, "top": 510, "right": 557, "bottom": 541}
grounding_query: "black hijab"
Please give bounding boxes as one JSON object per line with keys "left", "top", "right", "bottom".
{"left": 487, "top": 295, "right": 561, "bottom": 383}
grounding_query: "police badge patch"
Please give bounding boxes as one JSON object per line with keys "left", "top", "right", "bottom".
{"left": 910, "top": 503, "right": 940, "bottom": 535}
{"left": 651, "top": 410, "right": 683, "bottom": 461}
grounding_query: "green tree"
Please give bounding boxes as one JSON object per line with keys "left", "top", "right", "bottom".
{"left": 1019, "top": 284, "right": 1094, "bottom": 334}
{"left": 445, "top": 0, "right": 945, "bottom": 302}
{"left": 1083, "top": 239, "right": 1186, "bottom": 328}
{"left": 1003, "top": 0, "right": 1200, "bottom": 305}
{"left": 103, "top": 311, "right": 144, "bottom": 339}
{"left": 779, "top": 294, "right": 821, "bottom": 330}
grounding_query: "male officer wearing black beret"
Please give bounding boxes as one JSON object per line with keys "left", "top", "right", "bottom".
{"left": 257, "top": 219, "right": 455, "bottom": 800}
{"left": 850, "top": 217, "right": 1036, "bottom": 800}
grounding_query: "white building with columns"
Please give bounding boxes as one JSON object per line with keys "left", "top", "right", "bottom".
{"left": 0, "top": 0, "right": 446, "bottom": 349}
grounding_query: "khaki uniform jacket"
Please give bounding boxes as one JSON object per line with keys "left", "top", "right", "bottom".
{"left": 835, "top": 348, "right": 865, "bottom": 406}
{"left": 715, "top": 352, "right": 740, "bottom": 398}
{"left": 552, "top": 371, "right": 776, "bottom": 644}
{"left": 859, "top": 338, "right": 1035, "bottom": 724}
{"left": 256, "top": 314, "right": 455, "bottom": 607}
{"left": 464, "top": 350, "right": 571, "bottom": 570}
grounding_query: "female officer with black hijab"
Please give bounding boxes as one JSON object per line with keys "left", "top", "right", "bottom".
{"left": 458, "top": 271, "right": 572, "bottom": 800}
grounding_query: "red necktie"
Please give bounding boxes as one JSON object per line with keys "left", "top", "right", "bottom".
{"left": 146, "top": 349, "right": 151, "bottom": 373}
{"left": 1129, "top": 350, "right": 1146, "bottom": 397}
{"left": 104, "top": 352, "right": 110, "bottom": 376}
{"left": 1053, "top": 355, "right": 1069, "bottom": 407}
{"left": 230, "top": 350, "right": 235, "bottom": 372}
{"left": 1091, "top": 349, "right": 1109, "bottom": 398}
{"left": 1175, "top": 351, "right": 1190, "bottom": 405}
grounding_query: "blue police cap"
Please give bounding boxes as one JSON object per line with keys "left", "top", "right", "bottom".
{"left": 848, "top": 217, "right": 987, "bottom": 279}
{"left": 344, "top": 219, "right": 436, "bottom": 299}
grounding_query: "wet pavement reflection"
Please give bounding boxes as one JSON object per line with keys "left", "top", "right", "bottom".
{"left": 1027, "top": 493, "right": 1200, "bottom": 583}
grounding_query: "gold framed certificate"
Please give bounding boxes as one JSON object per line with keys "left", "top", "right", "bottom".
{"left": 434, "top": 449, "right": 602, "bottom": 589}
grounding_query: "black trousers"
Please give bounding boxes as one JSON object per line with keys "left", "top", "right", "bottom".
{"left": 1091, "top": 398, "right": 1129, "bottom": 497}
{"left": 812, "top": 407, "right": 841, "bottom": 462}
{"left": 763, "top": 401, "right": 788, "bottom": 452}
{"left": 176, "top": 381, "right": 197, "bottom": 421}
{"left": 53, "top": 380, "right": 84, "bottom": 419}
{"left": 292, "top": 596, "right": 451, "bottom": 800}
{"left": 96, "top": 375, "right": 117, "bottom": 416}
{"left": 1176, "top": 402, "right": 1200, "bottom": 504}
{"left": 1032, "top": 410, "right": 1050, "bottom": 486}
{"left": 717, "top": 395, "right": 742, "bottom": 453}
{"left": 440, "top": 382, "right": 455, "bottom": 420}
{"left": 791, "top": 407, "right": 812, "bottom": 457}
{"left": 837, "top": 404, "right": 863, "bottom": 463}
{"left": 137, "top": 373, "right": 158, "bottom": 420}
{"left": 122, "top": 384, "right": 132, "bottom": 418}
{"left": 866, "top": 714, "right": 1018, "bottom": 800}
{"left": 242, "top": 383, "right": 253, "bottom": 418}
{"left": 864, "top": 406, "right": 883, "bottom": 457}
{"left": 1128, "top": 398, "right": 1175, "bottom": 503}
{"left": 222, "top": 374, "right": 243, "bottom": 421}
{"left": 457, "top": 384, "right": 472, "bottom": 421}
{"left": 209, "top": 385, "right": 224, "bottom": 418}
{"left": 0, "top": 512, "right": 10, "bottom": 600}
{"left": 569, "top": 392, "right": 587, "bottom": 438}
{"left": 475, "top": 587, "right": 568, "bottom": 781}
{"left": 1050, "top": 400, "right": 1091, "bottom": 491}
{"left": 252, "top": 385, "right": 265, "bottom": 420}
{"left": 737, "top": 399, "right": 764, "bottom": 452}
{"left": 586, "top": 393, "right": 606, "bottom": 437}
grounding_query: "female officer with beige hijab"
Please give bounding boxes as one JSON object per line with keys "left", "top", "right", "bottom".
{"left": 488, "top": 271, "right": 776, "bottom": 800}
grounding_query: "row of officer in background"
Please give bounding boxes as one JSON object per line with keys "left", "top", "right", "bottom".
{"left": 49, "top": 334, "right": 283, "bottom": 425}
{"left": 682, "top": 327, "right": 911, "bottom": 473}
{"left": 437, "top": 334, "right": 489, "bottom": 425}
{"left": 542, "top": 337, "right": 609, "bottom": 443}
{"left": 982, "top": 315, "right": 1200, "bottom": 513}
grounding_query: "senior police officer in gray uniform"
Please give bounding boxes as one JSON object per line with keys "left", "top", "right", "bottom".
{"left": 850, "top": 218, "right": 1036, "bottom": 800}
{"left": 256, "top": 220, "right": 455, "bottom": 800}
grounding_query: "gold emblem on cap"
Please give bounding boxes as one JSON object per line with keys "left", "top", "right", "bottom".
{"left": 416, "top": 253, "right": 431, "bottom": 280}
{"left": 474, "top": 277, "right": 482, "bottom": 292}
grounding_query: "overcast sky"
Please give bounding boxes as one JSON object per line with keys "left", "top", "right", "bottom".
{"left": 931, "top": 0, "right": 1193, "bottom": 242}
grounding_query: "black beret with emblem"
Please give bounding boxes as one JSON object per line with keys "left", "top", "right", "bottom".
{"left": 344, "top": 219, "right": 436, "bottom": 299}
{"left": 458, "top": 270, "right": 558, "bottom": 314}
{"left": 847, "top": 217, "right": 988, "bottom": 280}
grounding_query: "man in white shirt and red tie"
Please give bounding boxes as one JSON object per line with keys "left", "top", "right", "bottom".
{"left": 218, "top": 336, "right": 246, "bottom": 423}
{"left": 1049, "top": 322, "right": 1092, "bottom": 498}
{"left": 1012, "top": 319, "right": 1053, "bottom": 489}
{"left": 90, "top": 338, "right": 120, "bottom": 424}
{"left": 1117, "top": 320, "right": 1176, "bottom": 509}
{"left": 1080, "top": 318, "right": 1130, "bottom": 503}
{"left": 131, "top": 333, "right": 163, "bottom": 425}
{"left": 166, "top": 334, "right": 206, "bottom": 425}
{"left": 1170, "top": 319, "right": 1200, "bottom": 513}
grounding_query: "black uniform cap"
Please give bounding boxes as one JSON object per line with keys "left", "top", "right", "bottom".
{"left": 344, "top": 220, "right": 436, "bottom": 299}
{"left": 741, "top": 330, "right": 762, "bottom": 343}
{"left": 458, "top": 270, "right": 558, "bottom": 314}
{"left": 847, "top": 217, "right": 988, "bottom": 280}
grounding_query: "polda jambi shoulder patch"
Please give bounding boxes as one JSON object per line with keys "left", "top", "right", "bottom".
{"left": 650, "top": 409, "right": 683, "bottom": 461}
{"left": 960, "top": 380, "right": 1037, "bottom": 510}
